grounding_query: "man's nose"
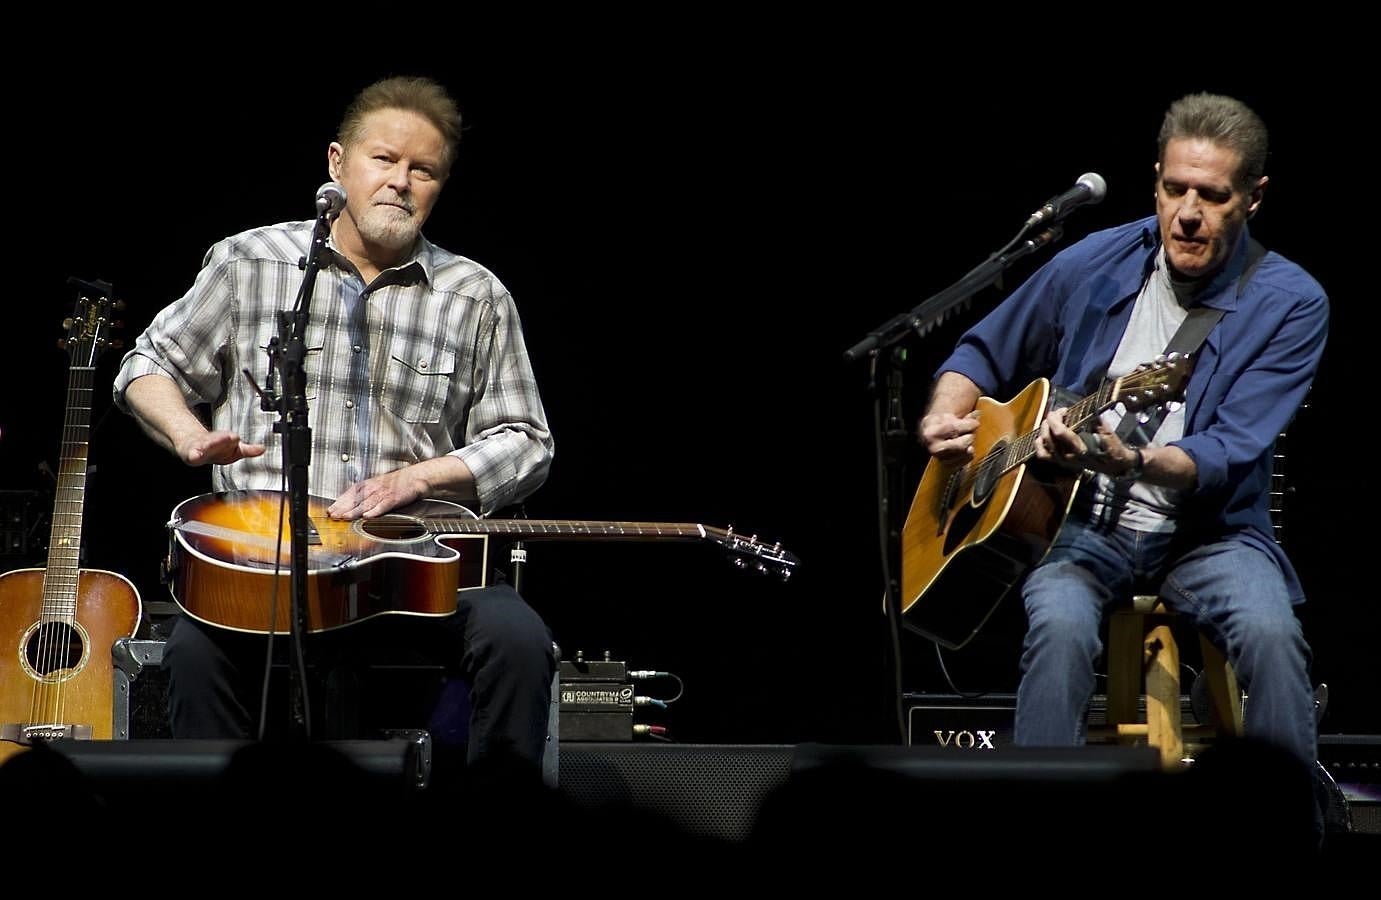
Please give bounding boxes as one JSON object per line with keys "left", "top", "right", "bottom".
{"left": 1178, "top": 191, "right": 1203, "bottom": 221}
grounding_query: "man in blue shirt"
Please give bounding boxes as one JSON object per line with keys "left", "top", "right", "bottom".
{"left": 921, "top": 94, "right": 1326, "bottom": 782}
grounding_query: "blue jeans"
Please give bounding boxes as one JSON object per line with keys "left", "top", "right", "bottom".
{"left": 1014, "top": 516, "right": 1317, "bottom": 768}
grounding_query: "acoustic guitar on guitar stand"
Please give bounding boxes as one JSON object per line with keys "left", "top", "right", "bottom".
{"left": 0, "top": 282, "right": 141, "bottom": 764}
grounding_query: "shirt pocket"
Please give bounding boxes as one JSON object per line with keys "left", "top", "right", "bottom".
{"left": 381, "top": 345, "right": 457, "bottom": 424}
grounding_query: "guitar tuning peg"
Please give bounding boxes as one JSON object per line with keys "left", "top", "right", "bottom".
{"left": 112, "top": 299, "right": 127, "bottom": 312}
{"left": 62, "top": 317, "right": 73, "bottom": 330}
{"left": 731, "top": 557, "right": 748, "bottom": 569}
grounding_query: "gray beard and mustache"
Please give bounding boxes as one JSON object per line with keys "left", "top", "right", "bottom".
{"left": 357, "top": 194, "right": 420, "bottom": 250}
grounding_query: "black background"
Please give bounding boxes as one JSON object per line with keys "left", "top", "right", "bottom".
{"left": 1, "top": 29, "right": 1373, "bottom": 742}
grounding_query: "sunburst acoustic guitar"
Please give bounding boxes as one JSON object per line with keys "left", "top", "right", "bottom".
{"left": 164, "top": 489, "right": 799, "bottom": 634}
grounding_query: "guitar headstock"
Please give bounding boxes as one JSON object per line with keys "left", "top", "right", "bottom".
{"left": 1112, "top": 352, "right": 1194, "bottom": 413}
{"left": 59, "top": 278, "right": 124, "bottom": 367}
{"left": 704, "top": 526, "right": 799, "bottom": 580}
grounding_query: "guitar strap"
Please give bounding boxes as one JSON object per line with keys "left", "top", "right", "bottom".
{"left": 1114, "top": 237, "right": 1266, "bottom": 445}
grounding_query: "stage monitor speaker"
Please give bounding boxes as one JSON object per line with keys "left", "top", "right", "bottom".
{"left": 753, "top": 742, "right": 1326, "bottom": 868}
{"left": 557, "top": 743, "right": 794, "bottom": 842}
{"left": 554, "top": 742, "right": 1164, "bottom": 848}
{"left": 792, "top": 741, "right": 1161, "bottom": 780}
{"left": 0, "top": 735, "right": 448, "bottom": 864}
{"left": 11, "top": 735, "right": 431, "bottom": 800}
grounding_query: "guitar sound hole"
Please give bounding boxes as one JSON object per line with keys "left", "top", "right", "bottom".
{"left": 25, "top": 622, "right": 83, "bottom": 676}
{"left": 357, "top": 515, "right": 427, "bottom": 543}
{"left": 971, "top": 439, "right": 1007, "bottom": 504}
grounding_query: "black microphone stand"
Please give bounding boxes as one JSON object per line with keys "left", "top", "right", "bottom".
{"left": 253, "top": 199, "right": 339, "bottom": 739}
{"left": 844, "top": 222, "right": 1064, "bottom": 742}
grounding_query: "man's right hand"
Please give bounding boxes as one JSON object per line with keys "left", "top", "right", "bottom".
{"left": 920, "top": 371, "right": 983, "bottom": 463}
{"left": 179, "top": 430, "right": 266, "bottom": 467}
{"left": 920, "top": 410, "right": 980, "bottom": 462}
{"left": 124, "top": 375, "right": 266, "bottom": 468}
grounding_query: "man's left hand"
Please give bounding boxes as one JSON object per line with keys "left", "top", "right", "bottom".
{"left": 1037, "top": 409, "right": 1139, "bottom": 478}
{"left": 328, "top": 468, "right": 428, "bottom": 520}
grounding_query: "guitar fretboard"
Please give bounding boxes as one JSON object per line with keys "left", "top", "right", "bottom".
{"left": 421, "top": 518, "right": 711, "bottom": 540}
{"left": 952, "top": 368, "right": 1175, "bottom": 504}
{"left": 979, "top": 378, "right": 1121, "bottom": 485}
{"left": 41, "top": 365, "right": 94, "bottom": 623}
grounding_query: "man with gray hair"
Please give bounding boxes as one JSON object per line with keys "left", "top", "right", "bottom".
{"left": 115, "top": 75, "right": 557, "bottom": 777}
{"left": 920, "top": 93, "right": 1326, "bottom": 830}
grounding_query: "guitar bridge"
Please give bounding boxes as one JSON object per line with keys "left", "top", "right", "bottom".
{"left": 0, "top": 723, "right": 94, "bottom": 743}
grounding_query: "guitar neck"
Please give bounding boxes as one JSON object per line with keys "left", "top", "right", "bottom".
{"left": 424, "top": 518, "right": 713, "bottom": 541}
{"left": 999, "top": 378, "right": 1120, "bottom": 473}
{"left": 1063, "top": 381, "right": 1122, "bottom": 433}
{"left": 40, "top": 361, "right": 95, "bottom": 622}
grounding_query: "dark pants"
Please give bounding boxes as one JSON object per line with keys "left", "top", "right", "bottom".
{"left": 162, "top": 584, "right": 555, "bottom": 771}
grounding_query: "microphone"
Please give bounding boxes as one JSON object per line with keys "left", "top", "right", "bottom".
{"left": 1023, "top": 172, "right": 1106, "bottom": 229}
{"left": 314, "top": 182, "right": 347, "bottom": 219}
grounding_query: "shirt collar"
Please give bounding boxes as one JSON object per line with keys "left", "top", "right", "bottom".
{"left": 327, "top": 232, "right": 435, "bottom": 287}
{"left": 1138, "top": 222, "right": 1253, "bottom": 313}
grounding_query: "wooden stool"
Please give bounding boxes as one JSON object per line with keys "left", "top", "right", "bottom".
{"left": 1101, "top": 595, "right": 1243, "bottom": 769}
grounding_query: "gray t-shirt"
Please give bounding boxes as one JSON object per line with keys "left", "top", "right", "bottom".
{"left": 1078, "top": 248, "right": 1203, "bottom": 533}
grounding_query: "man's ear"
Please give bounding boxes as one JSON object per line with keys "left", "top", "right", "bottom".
{"left": 328, "top": 142, "right": 344, "bottom": 182}
{"left": 1246, "top": 175, "right": 1269, "bottom": 220}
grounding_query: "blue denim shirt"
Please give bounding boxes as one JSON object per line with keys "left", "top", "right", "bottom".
{"left": 938, "top": 216, "right": 1329, "bottom": 601}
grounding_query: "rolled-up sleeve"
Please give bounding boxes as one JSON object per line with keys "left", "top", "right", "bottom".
{"left": 449, "top": 291, "right": 553, "bottom": 514}
{"left": 114, "top": 241, "right": 236, "bottom": 411}
{"left": 938, "top": 253, "right": 1076, "bottom": 398}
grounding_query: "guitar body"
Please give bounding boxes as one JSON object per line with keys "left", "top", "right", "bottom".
{"left": 168, "top": 491, "right": 490, "bottom": 635}
{"left": 901, "top": 378, "right": 1080, "bottom": 649}
{"left": 0, "top": 568, "right": 141, "bottom": 763}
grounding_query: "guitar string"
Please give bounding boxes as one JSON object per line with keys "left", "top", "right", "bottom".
{"left": 30, "top": 368, "right": 82, "bottom": 725}
{"left": 33, "top": 349, "right": 98, "bottom": 728}
{"left": 52, "top": 366, "right": 90, "bottom": 726}
{"left": 33, "top": 381, "right": 70, "bottom": 725}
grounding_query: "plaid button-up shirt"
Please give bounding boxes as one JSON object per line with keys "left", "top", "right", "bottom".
{"left": 114, "top": 220, "right": 553, "bottom": 515}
